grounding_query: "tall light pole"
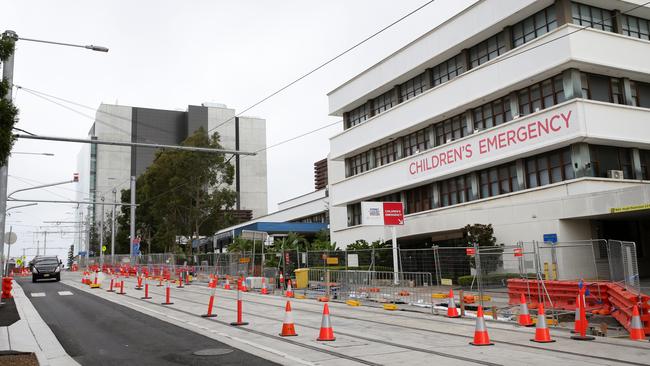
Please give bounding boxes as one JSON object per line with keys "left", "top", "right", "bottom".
{"left": 99, "top": 195, "right": 104, "bottom": 266}
{"left": 0, "top": 30, "right": 108, "bottom": 275}
{"left": 111, "top": 188, "right": 116, "bottom": 263}
{"left": 129, "top": 176, "right": 136, "bottom": 260}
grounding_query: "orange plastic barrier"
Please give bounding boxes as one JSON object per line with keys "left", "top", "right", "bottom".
{"left": 508, "top": 279, "right": 650, "bottom": 335}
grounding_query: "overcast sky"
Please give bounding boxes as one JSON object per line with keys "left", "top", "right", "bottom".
{"left": 1, "top": 0, "right": 475, "bottom": 261}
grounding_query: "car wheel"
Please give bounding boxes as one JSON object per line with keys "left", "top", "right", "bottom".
{"left": 56, "top": 274, "right": 60, "bottom": 281}
{"left": 32, "top": 275, "right": 37, "bottom": 283}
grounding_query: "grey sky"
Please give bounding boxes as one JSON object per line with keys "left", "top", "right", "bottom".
{"left": 1, "top": 0, "right": 475, "bottom": 260}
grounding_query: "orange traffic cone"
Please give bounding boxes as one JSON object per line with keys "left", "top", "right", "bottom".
{"left": 571, "top": 290, "right": 594, "bottom": 341}
{"left": 317, "top": 303, "right": 335, "bottom": 341}
{"left": 572, "top": 294, "right": 581, "bottom": 334}
{"left": 531, "top": 303, "right": 555, "bottom": 343}
{"left": 469, "top": 306, "right": 493, "bottom": 346}
{"left": 629, "top": 305, "right": 646, "bottom": 341}
{"left": 224, "top": 277, "right": 231, "bottom": 290}
{"left": 518, "top": 293, "right": 533, "bottom": 327}
{"left": 279, "top": 301, "right": 298, "bottom": 337}
{"left": 261, "top": 277, "right": 269, "bottom": 295}
{"left": 285, "top": 279, "right": 294, "bottom": 298}
{"left": 447, "top": 289, "right": 460, "bottom": 318}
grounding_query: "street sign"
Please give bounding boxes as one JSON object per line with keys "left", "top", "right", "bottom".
{"left": 466, "top": 248, "right": 476, "bottom": 256}
{"left": 543, "top": 233, "right": 558, "bottom": 244}
{"left": 347, "top": 254, "right": 359, "bottom": 268}
{"left": 326, "top": 257, "right": 339, "bottom": 265}
{"left": 16, "top": 258, "right": 22, "bottom": 266}
{"left": 102, "top": 245, "right": 107, "bottom": 253}
{"left": 514, "top": 248, "right": 523, "bottom": 257}
{"left": 361, "top": 201, "right": 404, "bottom": 226}
{"left": 4, "top": 232, "right": 16, "bottom": 245}
{"left": 239, "top": 257, "right": 250, "bottom": 264}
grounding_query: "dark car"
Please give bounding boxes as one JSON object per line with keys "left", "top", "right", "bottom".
{"left": 31, "top": 256, "right": 62, "bottom": 282}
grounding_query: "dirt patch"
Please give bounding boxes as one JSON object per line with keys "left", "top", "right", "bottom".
{"left": 0, "top": 351, "right": 39, "bottom": 366}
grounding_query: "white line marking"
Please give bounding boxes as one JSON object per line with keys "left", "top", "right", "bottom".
{"left": 31, "top": 292, "right": 46, "bottom": 297}
{"left": 58, "top": 291, "right": 73, "bottom": 296}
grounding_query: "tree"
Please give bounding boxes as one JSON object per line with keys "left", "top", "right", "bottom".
{"left": 117, "top": 128, "right": 237, "bottom": 254}
{"left": 0, "top": 34, "right": 18, "bottom": 165}
{"left": 67, "top": 244, "right": 74, "bottom": 268}
{"left": 462, "top": 223, "right": 502, "bottom": 272}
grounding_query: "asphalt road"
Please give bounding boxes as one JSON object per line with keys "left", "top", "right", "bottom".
{"left": 17, "top": 275, "right": 278, "bottom": 366}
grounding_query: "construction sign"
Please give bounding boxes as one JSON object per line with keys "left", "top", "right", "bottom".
{"left": 326, "top": 257, "right": 339, "bottom": 265}
{"left": 239, "top": 257, "right": 250, "bottom": 264}
{"left": 466, "top": 248, "right": 476, "bottom": 256}
{"left": 514, "top": 248, "right": 523, "bottom": 257}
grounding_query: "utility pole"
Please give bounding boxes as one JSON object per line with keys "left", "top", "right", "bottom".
{"left": 129, "top": 176, "right": 135, "bottom": 259}
{"left": 43, "top": 231, "right": 47, "bottom": 255}
{"left": 100, "top": 195, "right": 104, "bottom": 266}
{"left": 111, "top": 188, "right": 116, "bottom": 264}
{"left": 0, "top": 30, "right": 17, "bottom": 273}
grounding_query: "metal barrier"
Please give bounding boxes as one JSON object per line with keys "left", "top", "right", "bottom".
{"left": 608, "top": 240, "right": 641, "bottom": 295}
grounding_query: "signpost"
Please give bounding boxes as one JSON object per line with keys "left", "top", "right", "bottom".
{"left": 4, "top": 227, "right": 16, "bottom": 277}
{"left": 361, "top": 201, "right": 404, "bottom": 284}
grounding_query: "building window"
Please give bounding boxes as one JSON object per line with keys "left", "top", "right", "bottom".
{"left": 469, "top": 33, "right": 506, "bottom": 68}
{"left": 431, "top": 54, "right": 465, "bottom": 87}
{"left": 347, "top": 151, "right": 371, "bottom": 177}
{"left": 640, "top": 150, "right": 650, "bottom": 179}
{"left": 405, "top": 185, "right": 432, "bottom": 214}
{"left": 373, "top": 90, "right": 396, "bottom": 115}
{"left": 400, "top": 73, "right": 426, "bottom": 101}
{"left": 479, "top": 162, "right": 519, "bottom": 198}
{"left": 622, "top": 14, "right": 650, "bottom": 40}
{"left": 374, "top": 141, "right": 398, "bottom": 167}
{"left": 517, "top": 75, "right": 564, "bottom": 116}
{"left": 581, "top": 73, "right": 632, "bottom": 104}
{"left": 589, "top": 145, "right": 633, "bottom": 179}
{"left": 571, "top": 2, "right": 614, "bottom": 33}
{"left": 512, "top": 5, "right": 558, "bottom": 47}
{"left": 473, "top": 97, "right": 512, "bottom": 131}
{"left": 526, "top": 147, "right": 574, "bottom": 188}
{"left": 440, "top": 175, "right": 471, "bottom": 207}
{"left": 403, "top": 128, "right": 429, "bottom": 157}
{"left": 348, "top": 203, "right": 361, "bottom": 226}
{"left": 630, "top": 80, "right": 650, "bottom": 108}
{"left": 346, "top": 104, "right": 368, "bottom": 129}
{"left": 435, "top": 115, "right": 465, "bottom": 146}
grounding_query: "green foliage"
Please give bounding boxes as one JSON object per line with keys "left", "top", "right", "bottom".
{"left": 0, "top": 79, "right": 18, "bottom": 165}
{"left": 0, "top": 37, "right": 15, "bottom": 61}
{"left": 67, "top": 244, "right": 74, "bottom": 268}
{"left": 117, "top": 128, "right": 237, "bottom": 254}
{"left": 462, "top": 223, "right": 497, "bottom": 247}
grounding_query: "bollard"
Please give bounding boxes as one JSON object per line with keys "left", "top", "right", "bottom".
{"left": 162, "top": 281, "right": 174, "bottom": 305}
{"left": 201, "top": 282, "right": 218, "bottom": 318}
{"left": 1, "top": 277, "right": 13, "bottom": 299}
{"left": 106, "top": 277, "right": 115, "bottom": 292}
{"left": 117, "top": 280, "right": 126, "bottom": 295}
{"left": 157, "top": 277, "right": 164, "bottom": 287}
{"left": 136, "top": 275, "right": 143, "bottom": 290}
{"left": 230, "top": 286, "right": 248, "bottom": 326}
{"left": 141, "top": 277, "right": 152, "bottom": 300}
{"left": 177, "top": 273, "right": 184, "bottom": 289}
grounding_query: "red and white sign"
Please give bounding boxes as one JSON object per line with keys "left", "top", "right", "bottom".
{"left": 361, "top": 201, "right": 404, "bottom": 226}
{"left": 514, "top": 248, "right": 523, "bottom": 257}
{"left": 466, "top": 248, "right": 476, "bottom": 256}
{"left": 408, "top": 109, "right": 577, "bottom": 178}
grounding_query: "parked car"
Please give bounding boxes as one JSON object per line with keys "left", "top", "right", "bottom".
{"left": 31, "top": 256, "right": 62, "bottom": 282}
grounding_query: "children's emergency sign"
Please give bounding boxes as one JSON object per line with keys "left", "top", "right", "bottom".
{"left": 361, "top": 202, "right": 404, "bottom": 226}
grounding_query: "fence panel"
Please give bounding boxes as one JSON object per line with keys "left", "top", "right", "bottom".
{"left": 608, "top": 240, "right": 641, "bottom": 294}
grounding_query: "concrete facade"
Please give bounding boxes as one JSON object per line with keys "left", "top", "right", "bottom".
{"left": 76, "top": 102, "right": 268, "bottom": 254}
{"left": 326, "top": 0, "right": 650, "bottom": 279}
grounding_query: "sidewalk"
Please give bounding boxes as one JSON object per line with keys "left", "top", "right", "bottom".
{"left": 0, "top": 280, "right": 79, "bottom": 366}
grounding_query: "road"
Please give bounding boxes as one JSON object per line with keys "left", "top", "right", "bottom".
{"left": 17, "top": 275, "right": 278, "bottom": 366}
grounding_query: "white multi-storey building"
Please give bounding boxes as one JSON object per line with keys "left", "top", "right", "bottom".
{"left": 327, "top": 0, "right": 650, "bottom": 278}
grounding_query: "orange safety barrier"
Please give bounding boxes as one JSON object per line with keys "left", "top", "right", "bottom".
{"left": 508, "top": 279, "right": 650, "bottom": 336}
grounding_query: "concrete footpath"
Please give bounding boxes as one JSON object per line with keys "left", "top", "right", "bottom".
{"left": 0, "top": 279, "right": 79, "bottom": 366}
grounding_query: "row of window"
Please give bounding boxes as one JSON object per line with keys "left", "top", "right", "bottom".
{"left": 343, "top": 3, "right": 559, "bottom": 129}
{"left": 343, "top": 2, "right": 650, "bottom": 130}
{"left": 345, "top": 70, "right": 650, "bottom": 178}
{"left": 348, "top": 145, "right": 650, "bottom": 226}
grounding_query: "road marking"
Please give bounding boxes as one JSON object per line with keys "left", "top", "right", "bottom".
{"left": 31, "top": 292, "right": 46, "bottom": 297}
{"left": 58, "top": 291, "right": 73, "bottom": 296}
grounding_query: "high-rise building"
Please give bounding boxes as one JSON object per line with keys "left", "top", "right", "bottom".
{"left": 327, "top": 0, "right": 650, "bottom": 278}
{"left": 75, "top": 102, "right": 267, "bottom": 253}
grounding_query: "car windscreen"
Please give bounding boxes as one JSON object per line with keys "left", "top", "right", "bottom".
{"left": 36, "top": 260, "right": 59, "bottom": 266}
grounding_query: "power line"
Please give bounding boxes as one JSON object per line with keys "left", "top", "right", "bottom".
{"left": 207, "top": 0, "right": 440, "bottom": 134}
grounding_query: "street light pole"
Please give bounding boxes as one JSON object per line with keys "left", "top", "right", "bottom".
{"left": 0, "top": 29, "right": 108, "bottom": 275}
{"left": 129, "top": 176, "right": 135, "bottom": 260}
{"left": 0, "top": 30, "right": 17, "bottom": 276}
{"left": 99, "top": 196, "right": 104, "bottom": 267}
{"left": 111, "top": 188, "right": 116, "bottom": 264}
